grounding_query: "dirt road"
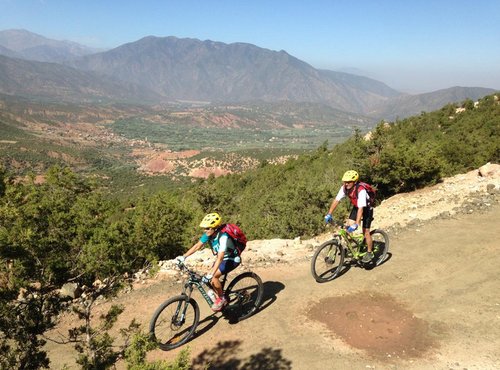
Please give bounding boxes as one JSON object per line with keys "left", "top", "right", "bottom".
{"left": 47, "top": 202, "right": 500, "bottom": 370}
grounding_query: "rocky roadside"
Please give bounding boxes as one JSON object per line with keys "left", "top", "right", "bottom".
{"left": 154, "top": 163, "right": 499, "bottom": 280}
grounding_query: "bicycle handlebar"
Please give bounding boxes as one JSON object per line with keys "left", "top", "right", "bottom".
{"left": 326, "top": 218, "right": 347, "bottom": 228}
{"left": 177, "top": 261, "right": 203, "bottom": 283}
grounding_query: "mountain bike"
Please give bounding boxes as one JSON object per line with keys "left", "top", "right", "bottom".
{"left": 149, "top": 261, "right": 264, "bottom": 350}
{"left": 311, "top": 221, "right": 389, "bottom": 283}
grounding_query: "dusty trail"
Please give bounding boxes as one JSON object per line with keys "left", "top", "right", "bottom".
{"left": 48, "top": 202, "right": 500, "bottom": 370}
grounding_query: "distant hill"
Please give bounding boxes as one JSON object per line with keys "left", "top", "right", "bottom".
{"left": 66, "top": 36, "right": 401, "bottom": 114}
{"left": 372, "top": 86, "right": 497, "bottom": 120}
{"left": 0, "top": 44, "right": 21, "bottom": 59}
{"left": 0, "top": 54, "right": 162, "bottom": 103}
{"left": 0, "top": 29, "right": 102, "bottom": 63}
{"left": 0, "top": 30, "right": 497, "bottom": 120}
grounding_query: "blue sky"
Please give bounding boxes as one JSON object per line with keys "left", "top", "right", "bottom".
{"left": 1, "top": 0, "right": 499, "bottom": 93}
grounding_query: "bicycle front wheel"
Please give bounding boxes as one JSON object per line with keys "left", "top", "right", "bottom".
{"left": 371, "top": 229, "right": 389, "bottom": 266}
{"left": 311, "top": 239, "right": 344, "bottom": 282}
{"left": 225, "top": 272, "right": 264, "bottom": 321}
{"left": 149, "top": 295, "right": 200, "bottom": 351}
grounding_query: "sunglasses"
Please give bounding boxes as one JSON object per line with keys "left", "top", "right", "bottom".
{"left": 204, "top": 228, "right": 213, "bottom": 231}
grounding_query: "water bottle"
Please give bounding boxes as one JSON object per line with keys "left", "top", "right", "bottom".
{"left": 207, "top": 289, "right": 216, "bottom": 303}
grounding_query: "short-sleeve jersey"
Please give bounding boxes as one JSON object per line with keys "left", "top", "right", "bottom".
{"left": 200, "top": 231, "right": 240, "bottom": 262}
{"left": 334, "top": 186, "right": 368, "bottom": 208}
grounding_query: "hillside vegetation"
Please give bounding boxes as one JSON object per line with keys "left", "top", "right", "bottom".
{"left": 0, "top": 94, "right": 498, "bottom": 368}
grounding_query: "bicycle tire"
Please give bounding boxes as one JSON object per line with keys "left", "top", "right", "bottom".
{"left": 224, "top": 272, "right": 263, "bottom": 321}
{"left": 370, "top": 229, "right": 389, "bottom": 266}
{"left": 149, "top": 294, "right": 200, "bottom": 351}
{"left": 311, "top": 239, "right": 344, "bottom": 282}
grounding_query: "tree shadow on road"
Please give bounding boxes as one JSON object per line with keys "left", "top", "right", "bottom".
{"left": 192, "top": 340, "right": 292, "bottom": 370}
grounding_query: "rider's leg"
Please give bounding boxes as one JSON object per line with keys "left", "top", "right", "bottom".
{"left": 211, "top": 260, "right": 240, "bottom": 311}
{"left": 363, "top": 227, "right": 373, "bottom": 253}
{"left": 211, "top": 270, "right": 224, "bottom": 298}
{"left": 362, "top": 206, "right": 374, "bottom": 253}
{"left": 212, "top": 260, "right": 240, "bottom": 298}
{"left": 210, "top": 270, "right": 226, "bottom": 312}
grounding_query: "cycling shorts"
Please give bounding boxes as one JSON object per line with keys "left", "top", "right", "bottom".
{"left": 349, "top": 206, "right": 374, "bottom": 229}
{"left": 218, "top": 259, "right": 240, "bottom": 274}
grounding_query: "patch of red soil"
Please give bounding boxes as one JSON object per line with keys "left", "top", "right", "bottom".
{"left": 161, "top": 150, "right": 199, "bottom": 159}
{"left": 141, "top": 159, "right": 175, "bottom": 173}
{"left": 189, "top": 167, "right": 232, "bottom": 178}
{"left": 34, "top": 175, "right": 45, "bottom": 184}
{"left": 308, "top": 292, "right": 436, "bottom": 359}
{"left": 137, "top": 150, "right": 200, "bottom": 174}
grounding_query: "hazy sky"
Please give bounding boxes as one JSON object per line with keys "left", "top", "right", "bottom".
{"left": 1, "top": 0, "right": 499, "bottom": 93}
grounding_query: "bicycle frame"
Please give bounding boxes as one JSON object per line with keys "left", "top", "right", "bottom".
{"left": 180, "top": 264, "right": 229, "bottom": 307}
{"left": 335, "top": 228, "right": 368, "bottom": 261}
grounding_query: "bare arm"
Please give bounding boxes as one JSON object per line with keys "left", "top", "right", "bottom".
{"left": 328, "top": 186, "right": 345, "bottom": 215}
{"left": 328, "top": 199, "right": 340, "bottom": 215}
{"left": 182, "top": 240, "right": 204, "bottom": 258}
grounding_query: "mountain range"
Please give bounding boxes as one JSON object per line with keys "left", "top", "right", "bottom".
{"left": 0, "top": 29, "right": 101, "bottom": 62}
{"left": 0, "top": 29, "right": 496, "bottom": 120}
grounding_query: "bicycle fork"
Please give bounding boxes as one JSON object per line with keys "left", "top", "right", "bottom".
{"left": 172, "top": 285, "right": 196, "bottom": 327}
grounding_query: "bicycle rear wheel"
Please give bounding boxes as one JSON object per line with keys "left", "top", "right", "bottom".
{"left": 224, "top": 272, "right": 263, "bottom": 321}
{"left": 371, "top": 229, "right": 389, "bottom": 266}
{"left": 311, "top": 239, "right": 344, "bottom": 282}
{"left": 149, "top": 295, "right": 200, "bottom": 351}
